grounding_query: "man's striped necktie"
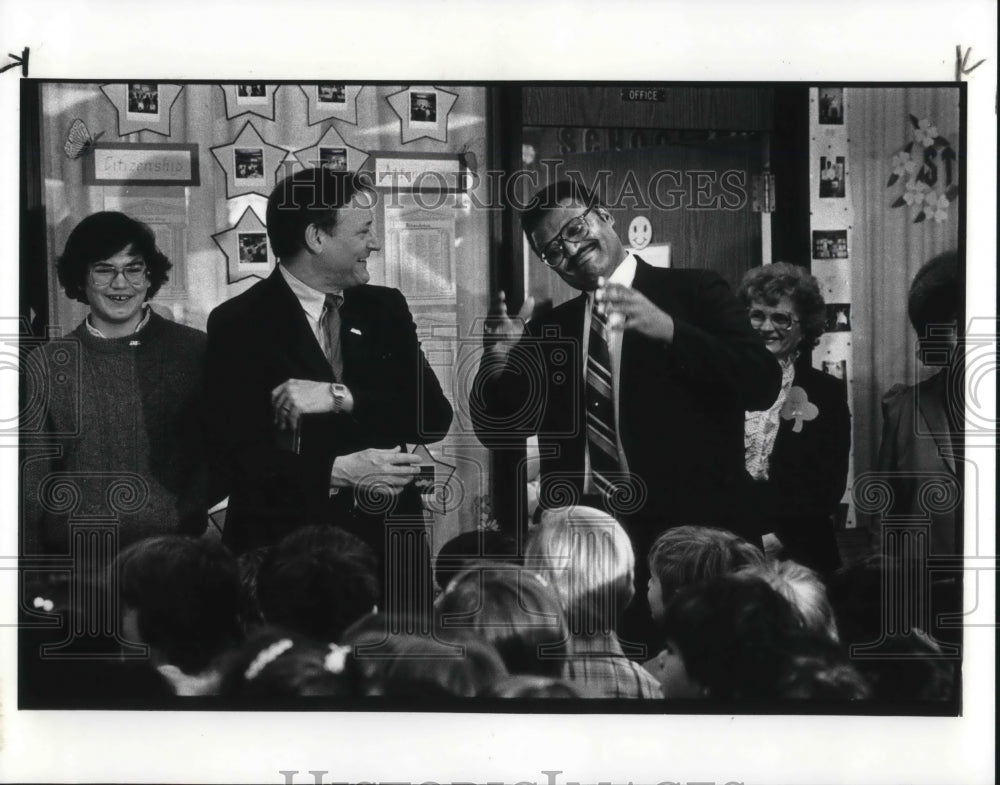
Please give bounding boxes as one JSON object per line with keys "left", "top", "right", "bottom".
{"left": 586, "top": 302, "right": 619, "bottom": 495}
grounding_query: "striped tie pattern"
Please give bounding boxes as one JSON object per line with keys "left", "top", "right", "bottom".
{"left": 321, "top": 292, "right": 344, "bottom": 381}
{"left": 586, "top": 302, "right": 618, "bottom": 495}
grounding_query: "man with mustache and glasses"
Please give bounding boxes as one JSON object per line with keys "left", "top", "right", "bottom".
{"left": 470, "top": 181, "right": 780, "bottom": 653}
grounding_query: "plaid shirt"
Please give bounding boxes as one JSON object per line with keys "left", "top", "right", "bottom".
{"left": 563, "top": 636, "right": 663, "bottom": 699}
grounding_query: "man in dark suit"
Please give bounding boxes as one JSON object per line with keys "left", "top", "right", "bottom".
{"left": 471, "top": 180, "right": 780, "bottom": 651}
{"left": 206, "top": 168, "right": 453, "bottom": 612}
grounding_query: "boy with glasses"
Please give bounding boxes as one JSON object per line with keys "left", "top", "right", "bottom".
{"left": 23, "top": 211, "right": 210, "bottom": 554}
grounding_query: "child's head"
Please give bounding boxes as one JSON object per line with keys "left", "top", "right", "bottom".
{"left": 738, "top": 560, "right": 839, "bottom": 643}
{"left": 646, "top": 525, "right": 765, "bottom": 624}
{"left": 435, "top": 563, "right": 568, "bottom": 678}
{"left": 342, "top": 613, "right": 508, "bottom": 697}
{"left": 256, "top": 525, "right": 379, "bottom": 643}
{"left": 527, "top": 506, "right": 634, "bottom": 635}
{"left": 218, "top": 628, "right": 352, "bottom": 702}
{"left": 773, "top": 634, "right": 870, "bottom": 700}
{"left": 434, "top": 529, "right": 520, "bottom": 593}
{"left": 658, "top": 574, "right": 804, "bottom": 700}
{"left": 115, "top": 536, "right": 241, "bottom": 675}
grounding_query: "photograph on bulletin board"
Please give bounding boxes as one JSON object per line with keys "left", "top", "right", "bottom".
{"left": 825, "top": 303, "right": 852, "bottom": 331}
{"left": 818, "top": 87, "right": 844, "bottom": 124}
{"left": 812, "top": 229, "right": 849, "bottom": 259}
{"left": 126, "top": 82, "right": 160, "bottom": 120}
{"left": 819, "top": 155, "right": 846, "bottom": 197}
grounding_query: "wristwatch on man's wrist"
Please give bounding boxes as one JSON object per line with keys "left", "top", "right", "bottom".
{"left": 330, "top": 383, "right": 348, "bottom": 413}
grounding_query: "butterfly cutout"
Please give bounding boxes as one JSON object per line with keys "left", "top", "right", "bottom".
{"left": 63, "top": 119, "right": 104, "bottom": 160}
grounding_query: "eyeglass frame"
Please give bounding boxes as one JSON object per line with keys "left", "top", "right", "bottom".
{"left": 537, "top": 206, "right": 597, "bottom": 268}
{"left": 747, "top": 307, "right": 800, "bottom": 331}
{"left": 88, "top": 261, "right": 150, "bottom": 287}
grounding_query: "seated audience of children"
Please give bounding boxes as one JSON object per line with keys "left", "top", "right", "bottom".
{"left": 22, "top": 514, "right": 957, "bottom": 706}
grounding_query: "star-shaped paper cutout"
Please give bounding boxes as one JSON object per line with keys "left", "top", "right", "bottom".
{"left": 292, "top": 125, "right": 369, "bottom": 173}
{"left": 386, "top": 86, "right": 458, "bottom": 144}
{"left": 410, "top": 443, "right": 458, "bottom": 513}
{"left": 218, "top": 84, "right": 281, "bottom": 122}
{"left": 781, "top": 386, "right": 819, "bottom": 433}
{"left": 100, "top": 83, "right": 185, "bottom": 137}
{"left": 299, "top": 84, "right": 364, "bottom": 126}
{"left": 209, "top": 120, "right": 287, "bottom": 199}
{"left": 212, "top": 206, "right": 274, "bottom": 284}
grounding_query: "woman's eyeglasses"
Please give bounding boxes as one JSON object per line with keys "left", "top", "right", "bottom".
{"left": 539, "top": 207, "right": 595, "bottom": 267}
{"left": 748, "top": 308, "right": 799, "bottom": 331}
{"left": 89, "top": 263, "right": 148, "bottom": 287}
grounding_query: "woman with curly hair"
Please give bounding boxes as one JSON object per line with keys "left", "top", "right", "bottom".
{"left": 739, "top": 262, "right": 851, "bottom": 574}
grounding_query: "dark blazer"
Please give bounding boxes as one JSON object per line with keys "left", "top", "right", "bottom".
{"left": 471, "top": 258, "right": 781, "bottom": 542}
{"left": 877, "top": 370, "right": 961, "bottom": 555}
{"left": 205, "top": 268, "right": 453, "bottom": 554}
{"left": 747, "top": 364, "right": 851, "bottom": 574}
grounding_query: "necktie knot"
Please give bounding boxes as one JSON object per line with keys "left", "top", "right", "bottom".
{"left": 324, "top": 292, "right": 344, "bottom": 311}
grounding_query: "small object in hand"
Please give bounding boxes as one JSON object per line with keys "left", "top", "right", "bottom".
{"left": 415, "top": 464, "right": 436, "bottom": 490}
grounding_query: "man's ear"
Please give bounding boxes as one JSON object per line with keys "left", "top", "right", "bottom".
{"left": 303, "top": 223, "right": 325, "bottom": 254}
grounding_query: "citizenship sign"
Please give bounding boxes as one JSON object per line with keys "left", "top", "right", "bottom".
{"left": 85, "top": 143, "right": 200, "bottom": 186}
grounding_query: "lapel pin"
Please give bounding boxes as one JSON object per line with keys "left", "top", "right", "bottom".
{"left": 350, "top": 327, "right": 362, "bottom": 335}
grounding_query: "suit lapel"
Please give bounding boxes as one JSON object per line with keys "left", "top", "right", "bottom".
{"left": 263, "top": 269, "right": 333, "bottom": 380}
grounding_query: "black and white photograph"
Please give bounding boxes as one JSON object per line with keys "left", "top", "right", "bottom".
{"left": 238, "top": 232, "right": 269, "bottom": 264}
{"left": 233, "top": 147, "right": 264, "bottom": 180}
{"left": 410, "top": 91, "right": 437, "bottom": 122}
{"left": 825, "top": 303, "right": 852, "bottom": 331}
{"left": 818, "top": 86, "right": 844, "bottom": 124}
{"left": 319, "top": 146, "right": 348, "bottom": 171}
{"left": 820, "top": 154, "right": 846, "bottom": 198}
{"left": 236, "top": 83, "right": 268, "bottom": 102}
{"left": 2, "top": 5, "right": 994, "bottom": 784}
{"left": 812, "top": 229, "right": 849, "bottom": 259}
{"left": 822, "top": 359, "right": 847, "bottom": 380}
{"left": 317, "top": 83, "right": 346, "bottom": 103}
{"left": 126, "top": 82, "right": 159, "bottom": 117}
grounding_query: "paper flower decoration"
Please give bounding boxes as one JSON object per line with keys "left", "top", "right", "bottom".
{"left": 887, "top": 114, "right": 958, "bottom": 223}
